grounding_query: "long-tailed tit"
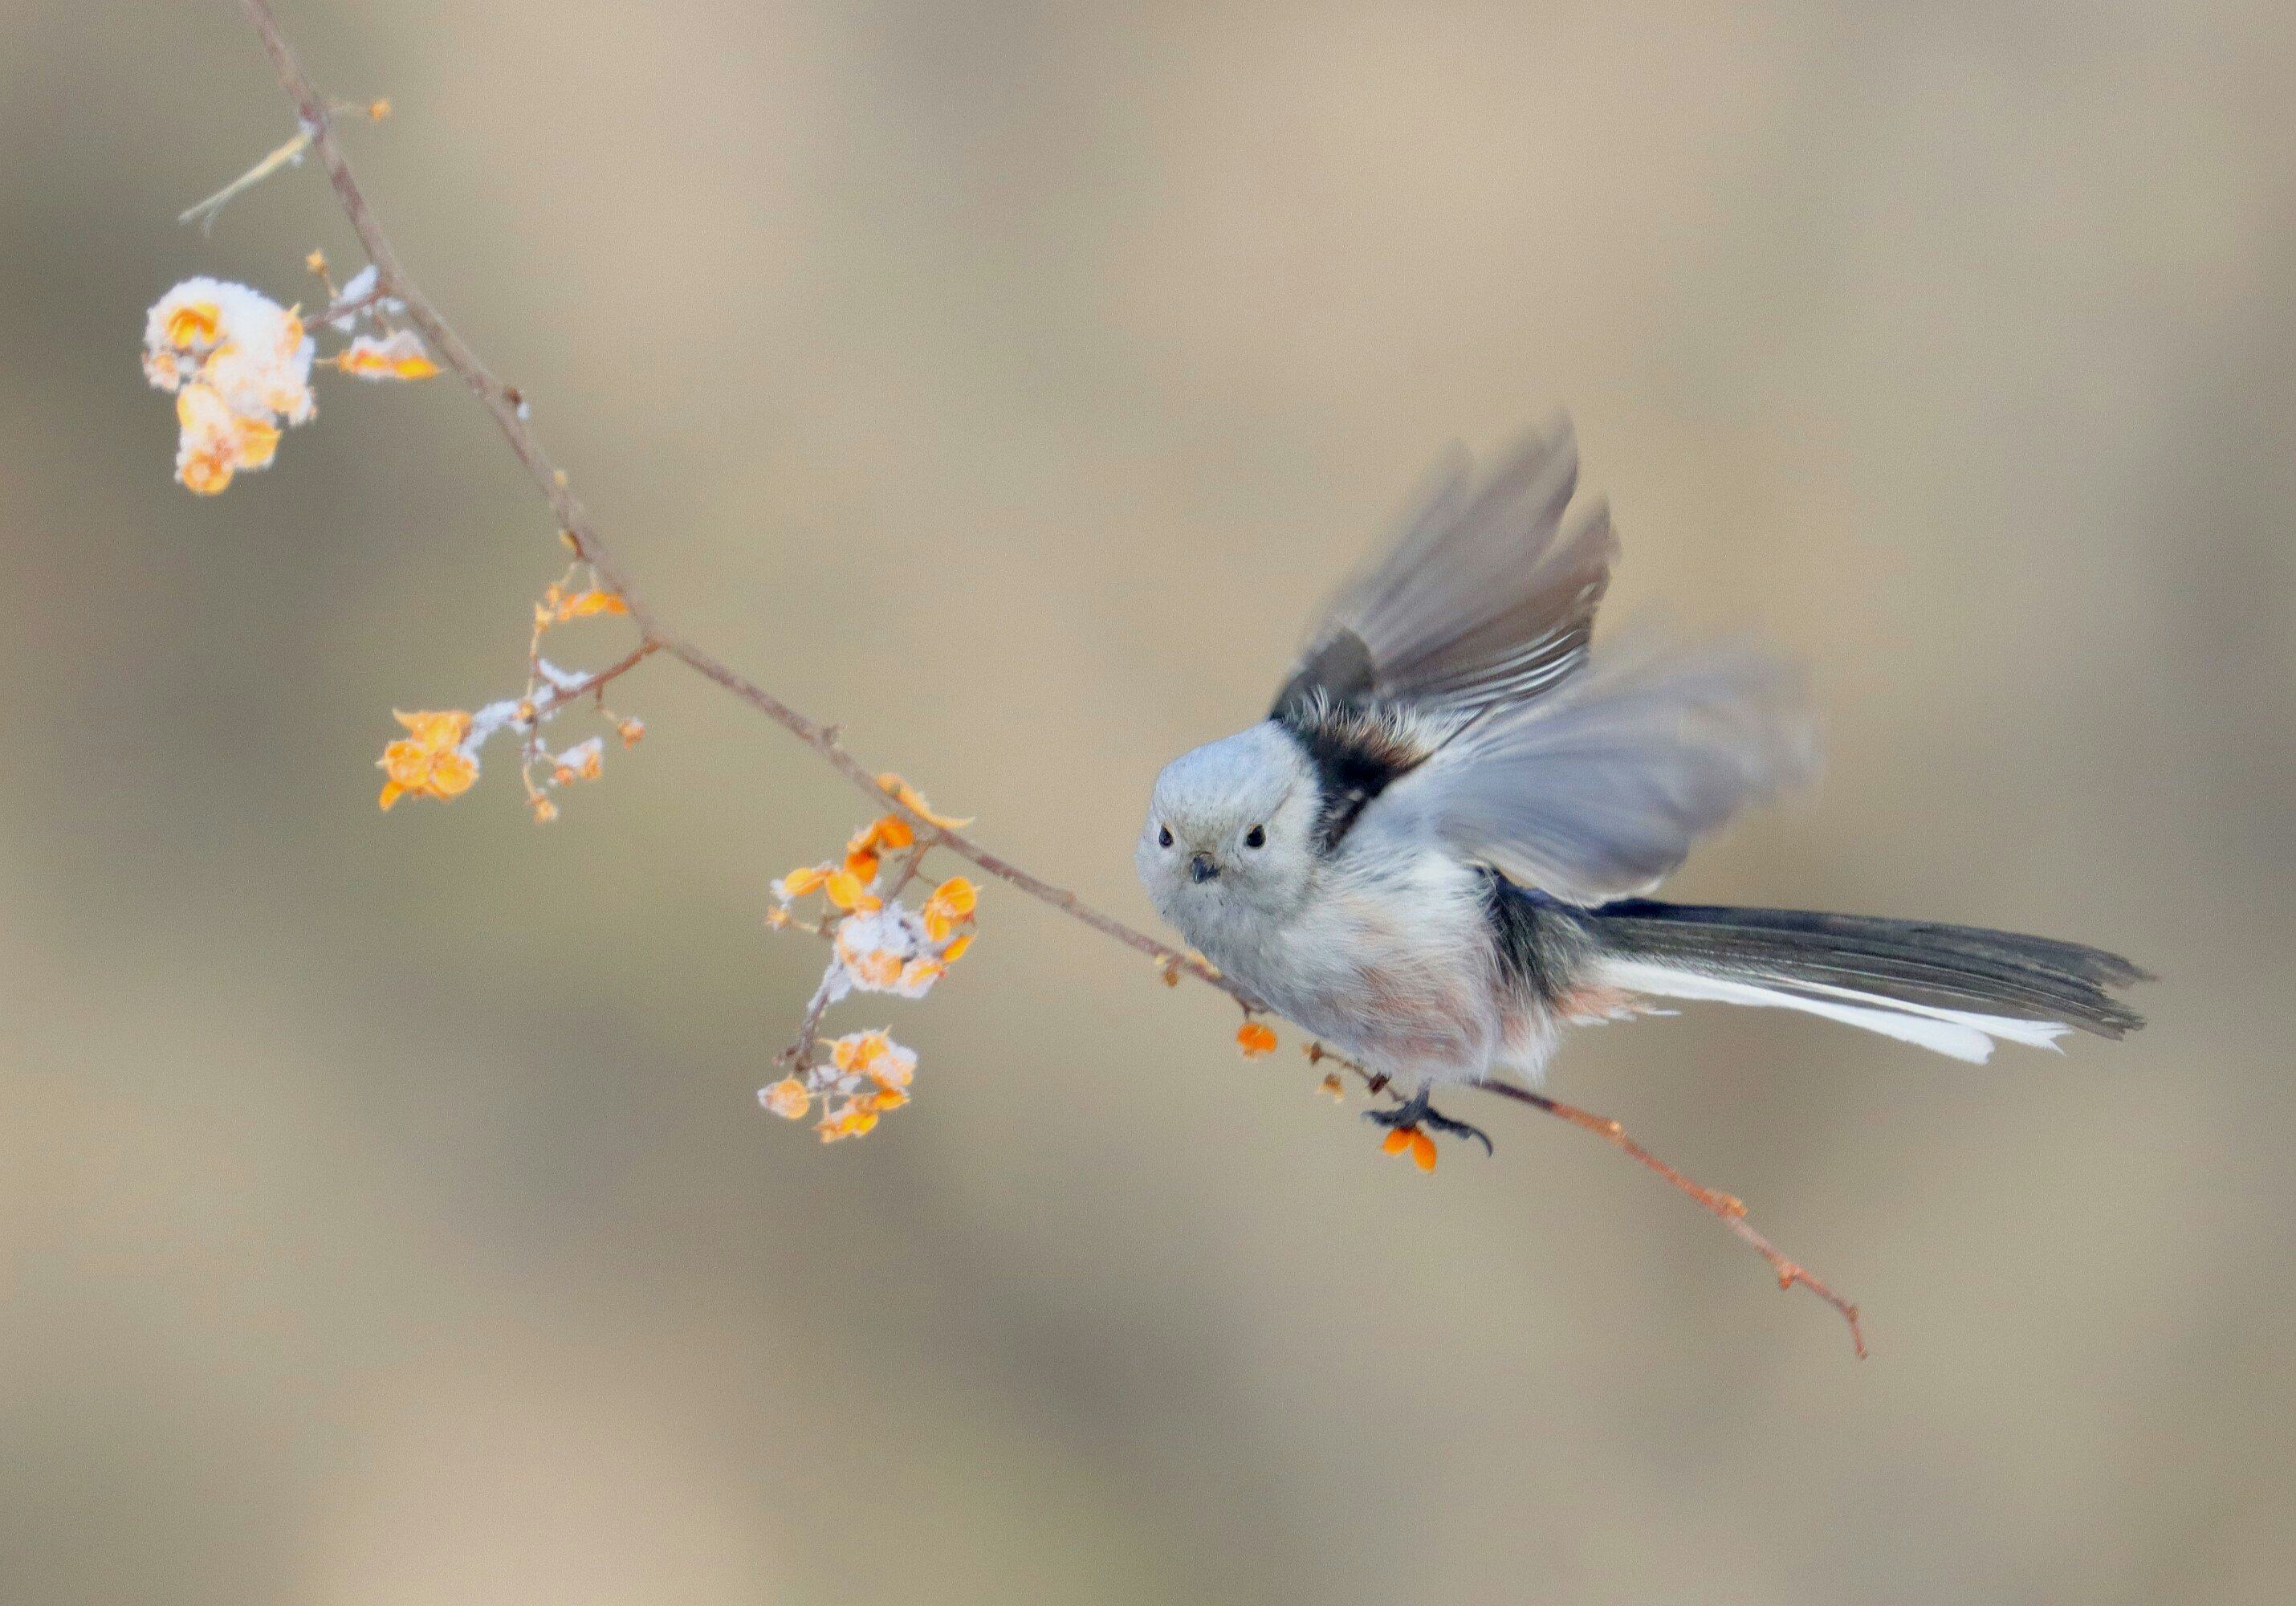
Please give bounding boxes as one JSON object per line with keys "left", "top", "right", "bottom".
{"left": 1137, "top": 417, "right": 2147, "bottom": 1152}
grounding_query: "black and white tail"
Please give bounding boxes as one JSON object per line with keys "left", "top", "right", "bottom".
{"left": 1588, "top": 899, "right": 2149, "bottom": 1063}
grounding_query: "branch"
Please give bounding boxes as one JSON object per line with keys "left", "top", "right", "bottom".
{"left": 233, "top": 0, "right": 1865, "bottom": 1356}
{"left": 237, "top": 0, "right": 1227, "bottom": 996}
{"left": 1476, "top": 1082, "right": 1867, "bottom": 1357}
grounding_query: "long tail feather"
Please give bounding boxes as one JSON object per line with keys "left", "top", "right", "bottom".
{"left": 1586, "top": 899, "right": 2149, "bottom": 1064}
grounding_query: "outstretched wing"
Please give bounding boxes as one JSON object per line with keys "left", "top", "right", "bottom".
{"left": 1272, "top": 416, "right": 1618, "bottom": 720}
{"left": 1388, "top": 635, "right": 1819, "bottom": 903}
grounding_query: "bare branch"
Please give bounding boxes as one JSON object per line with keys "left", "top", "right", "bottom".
{"left": 1475, "top": 1080, "right": 1867, "bottom": 1357}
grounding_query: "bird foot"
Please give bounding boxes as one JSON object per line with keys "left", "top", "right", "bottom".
{"left": 1362, "top": 1086, "right": 1493, "bottom": 1156}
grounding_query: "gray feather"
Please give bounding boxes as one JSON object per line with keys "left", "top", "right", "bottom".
{"left": 1274, "top": 417, "right": 1618, "bottom": 719}
{"left": 1395, "top": 636, "right": 1819, "bottom": 904}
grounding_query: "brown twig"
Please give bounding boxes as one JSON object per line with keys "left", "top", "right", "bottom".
{"left": 534, "top": 638, "right": 657, "bottom": 714}
{"left": 233, "top": 0, "right": 1864, "bottom": 1356}
{"left": 779, "top": 972, "right": 841, "bottom": 1071}
{"left": 1474, "top": 1080, "right": 1867, "bottom": 1357}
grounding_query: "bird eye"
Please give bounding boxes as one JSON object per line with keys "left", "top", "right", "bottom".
{"left": 1158, "top": 825, "right": 1174, "bottom": 849}
{"left": 1244, "top": 825, "right": 1266, "bottom": 849}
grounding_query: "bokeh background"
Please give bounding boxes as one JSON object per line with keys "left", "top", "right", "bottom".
{"left": 5, "top": 2, "right": 2293, "bottom": 1601}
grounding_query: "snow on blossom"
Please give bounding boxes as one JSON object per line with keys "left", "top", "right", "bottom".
{"left": 144, "top": 277, "right": 316, "bottom": 494}
{"left": 800, "top": 1029, "right": 921, "bottom": 1141}
{"left": 550, "top": 736, "right": 605, "bottom": 786}
{"left": 340, "top": 328, "right": 441, "bottom": 381}
{"left": 832, "top": 1029, "right": 915, "bottom": 1091}
{"left": 827, "top": 903, "right": 964, "bottom": 1001}
{"left": 759, "top": 1076, "right": 811, "bottom": 1121}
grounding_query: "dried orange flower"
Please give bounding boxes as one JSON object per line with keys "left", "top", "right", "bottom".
{"left": 921, "top": 877, "right": 977, "bottom": 943}
{"left": 1236, "top": 1021, "right": 1277, "bottom": 1058}
{"left": 616, "top": 717, "right": 645, "bottom": 748}
{"left": 548, "top": 586, "right": 629, "bottom": 622}
{"left": 817, "top": 1103, "right": 879, "bottom": 1143}
{"left": 773, "top": 864, "right": 831, "bottom": 901}
{"left": 759, "top": 1076, "right": 811, "bottom": 1120}
{"left": 1318, "top": 1073, "right": 1345, "bottom": 1099}
{"left": 377, "top": 708, "right": 478, "bottom": 809}
{"left": 842, "top": 813, "right": 915, "bottom": 882}
{"left": 941, "top": 933, "right": 974, "bottom": 964}
{"left": 875, "top": 773, "right": 971, "bottom": 829}
{"left": 1381, "top": 1126, "right": 1439, "bottom": 1172}
{"left": 823, "top": 869, "right": 881, "bottom": 914}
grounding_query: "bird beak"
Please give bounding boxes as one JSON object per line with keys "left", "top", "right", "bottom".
{"left": 1189, "top": 852, "right": 1219, "bottom": 883}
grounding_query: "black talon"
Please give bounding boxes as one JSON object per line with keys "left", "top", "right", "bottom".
{"left": 1420, "top": 1105, "right": 1495, "bottom": 1156}
{"left": 1361, "top": 1084, "right": 1495, "bottom": 1156}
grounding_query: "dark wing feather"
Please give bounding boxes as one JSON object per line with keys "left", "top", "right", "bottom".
{"left": 1274, "top": 417, "right": 1617, "bottom": 720}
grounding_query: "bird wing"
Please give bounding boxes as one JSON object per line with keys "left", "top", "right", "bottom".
{"left": 1379, "top": 634, "right": 1818, "bottom": 903}
{"left": 1271, "top": 416, "right": 1618, "bottom": 721}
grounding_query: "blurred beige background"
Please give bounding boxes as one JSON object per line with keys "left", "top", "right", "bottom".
{"left": 5, "top": 2, "right": 2293, "bottom": 1601}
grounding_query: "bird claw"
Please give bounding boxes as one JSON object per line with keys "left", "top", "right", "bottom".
{"left": 1362, "top": 1085, "right": 1494, "bottom": 1156}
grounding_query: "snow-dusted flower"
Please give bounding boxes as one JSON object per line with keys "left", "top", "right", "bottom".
{"left": 173, "top": 381, "right": 279, "bottom": 496}
{"left": 831, "top": 1029, "right": 915, "bottom": 1092}
{"left": 800, "top": 1029, "right": 919, "bottom": 1141}
{"left": 550, "top": 736, "right": 605, "bottom": 786}
{"left": 143, "top": 277, "right": 316, "bottom": 493}
{"left": 829, "top": 903, "right": 969, "bottom": 1001}
{"left": 339, "top": 328, "right": 441, "bottom": 381}
{"left": 759, "top": 1076, "right": 811, "bottom": 1121}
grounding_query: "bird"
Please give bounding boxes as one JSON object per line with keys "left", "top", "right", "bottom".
{"left": 1135, "top": 416, "right": 2148, "bottom": 1154}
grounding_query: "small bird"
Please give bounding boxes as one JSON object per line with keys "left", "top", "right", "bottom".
{"left": 1137, "top": 418, "right": 2147, "bottom": 1152}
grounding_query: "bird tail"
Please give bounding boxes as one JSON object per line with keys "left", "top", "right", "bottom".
{"left": 1584, "top": 899, "right": 2149, "bottom": 1063}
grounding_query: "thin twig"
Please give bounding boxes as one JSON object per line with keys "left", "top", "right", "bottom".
{"left": 780, "top": 972, "right": 841, "bottom": 1071}
{"left": 883, "top": 836, "right": 939, "bottom": 901}
{"left": 1474, "top": 1080, "right": 1867, "bottom": 1357}
{"left": 532, "top": 638, "right": 657, "bottom": 715}
{"left": 315, "top": 283, "right": 392, "bottom": 328}
{"left": 178, "top": 127, "right": 309, "bottom": 233}
{"left": 232, "top": 0, "right": 1864, "bottom": 1356}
